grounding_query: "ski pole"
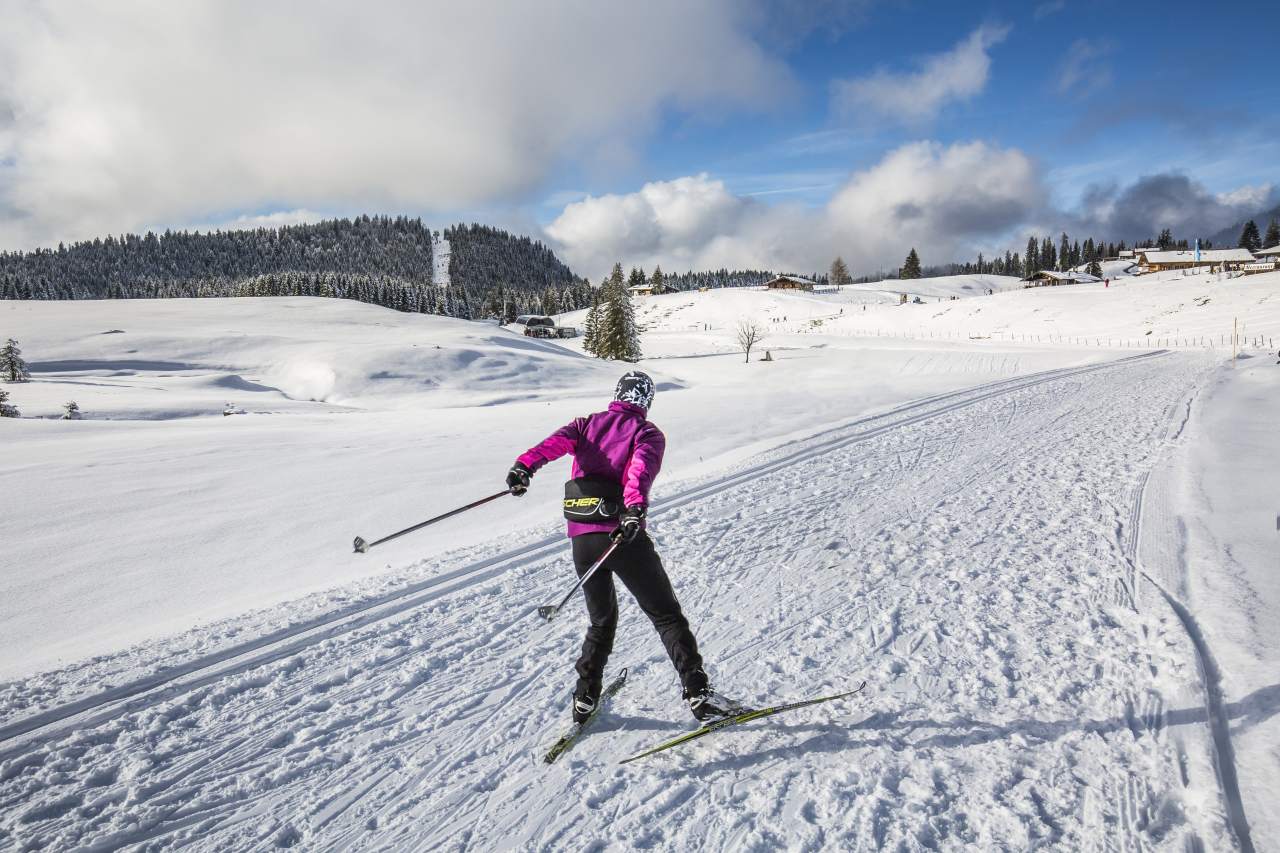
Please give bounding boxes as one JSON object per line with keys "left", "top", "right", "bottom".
{"left": 538, "top": 539, "right": 620, "bottom": 621}
{"left": 353, "top": 490, "right": 510, "bottom": 553}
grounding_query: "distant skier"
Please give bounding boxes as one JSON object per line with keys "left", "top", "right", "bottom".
{"left": 506, "top": 371, "right": 739, "bottom": 724}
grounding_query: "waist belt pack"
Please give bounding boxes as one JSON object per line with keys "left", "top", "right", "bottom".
{"left": 563, "top": 476, "right": 624, "bottom": 522}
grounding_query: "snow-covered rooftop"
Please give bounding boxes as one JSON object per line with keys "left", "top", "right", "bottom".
{"left": 1254, "top": 245, "right": 1280, "bottom": 257}
{"left": 1026, "top": 270, "right": 1101, "bottom": 283}
{"left": 1139, "top": 248, "right": 1256, "bottom": 263}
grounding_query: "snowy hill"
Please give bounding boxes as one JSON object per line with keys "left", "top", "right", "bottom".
{"left": 582, "top": 269, "right": 1280, "bottom": 359}
{"left": 1, "top": 286, "right": 1277, "bottom": 850}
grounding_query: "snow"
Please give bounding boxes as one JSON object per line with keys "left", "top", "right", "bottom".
{"left": 0, "top": 295, "right": 1108, "bottom": 681}
{"left": 1, "top": 277, "right": 1277, "bottom": 849}
{"left": 1139, "top": 355, "right": 1280, "bottom": 848}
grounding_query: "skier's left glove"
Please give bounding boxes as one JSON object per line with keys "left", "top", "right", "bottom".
{"left": 611, "top": 505, "right": 646, "bottom": 545}
{"left": 506, "top": 461, "right": 532, "bottom": 496}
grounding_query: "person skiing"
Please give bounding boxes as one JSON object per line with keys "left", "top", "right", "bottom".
{"left": 506, "top": 371, "right": 738, "bottom": 725}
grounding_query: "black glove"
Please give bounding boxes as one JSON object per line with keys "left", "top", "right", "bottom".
{"left": 506, "top": 461, "right": 532, "bottom": 496}
{"left": 611, "top": 505, "right": 646, "bottom": 545}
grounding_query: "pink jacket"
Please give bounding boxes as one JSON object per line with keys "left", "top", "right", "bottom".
{"left": 517, "top": 400, "right": 665, "bottom": 537}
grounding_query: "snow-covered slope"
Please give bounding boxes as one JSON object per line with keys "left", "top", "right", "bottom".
{"left": 0, "top": 297, "right": 1108, "bottom": 680}
{"left": 1, "top": 285, "right": 1274, "bottom": 850}
{"left": 1, "top": 349, "right": 1242, "bottom": 850}
{"left": 598, "top": 269, "right": 1280, "bottom": 358}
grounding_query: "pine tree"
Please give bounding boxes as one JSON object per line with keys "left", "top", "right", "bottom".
{"left": 1087, "top": 258, "right": 1103, "bottom": 278}
{"left": 1025, "top": 236, "right": 1039, "bottom": 276}
{"left": 2, "top": 338, "right": 30, "bottom": 382}
{"left": 63, "top": 401, "right": 82, "bottom": 420}
{"left": 1157, "top": 228, "right": 1173, "bottom": 250}
{"left": 900, "top": 248, "right": 923, "bottom": 280}
{"left": 1238, "top": 220, "right": 1262, "bottom": 252}
{"left": 1263, "top": 219, "right": 1280, "bottom": 250}
{"left": 829, "top": 257, "right": 852, "bottom": 287}
{"left": 583, "top": 294, "right": 601, "bottom": 355}
{"left": 0, "top": 387, "right": 17, "bottom": 417}
{"left": 1058, "top": 233, "right": 1071, "bottom": 271}
{"left": 594, "top": 263, "right": 641, "bottom": 361}
{"left": 650, "top": 265, "right": 664, "bottom": 292}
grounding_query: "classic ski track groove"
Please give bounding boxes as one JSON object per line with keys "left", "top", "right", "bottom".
{"left": 1132, "top": 386, "right": 1255, "bottom": 853}
{"left": 0, "top": 350, "right": 1165, "bottom": 753}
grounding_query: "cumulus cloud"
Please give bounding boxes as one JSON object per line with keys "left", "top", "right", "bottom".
{"left": 548, "top": 140, "right": 1044, "bottom": 277}
{"left": 831, "top": 25, "right": 1010, "bottom": 123}
{"left": 1074, "top": 174, "right": 1277, "bottom": 241}
{"left": 0, "top": 0, "right": 793, "bottom": 249}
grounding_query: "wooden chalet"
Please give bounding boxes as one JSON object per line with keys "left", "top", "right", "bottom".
{"left": 1022, "top": 270, "right": 1102, "bottom": 287}
{"left": 764, "top": 274, "right": 815, "bottom": 291}
{"left": 1137, "top": 248, "right": 1255, "bottom": 272}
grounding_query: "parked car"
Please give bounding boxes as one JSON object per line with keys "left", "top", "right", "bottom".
{"left": 516, "top": 315, "right": 576, "bottom": 339}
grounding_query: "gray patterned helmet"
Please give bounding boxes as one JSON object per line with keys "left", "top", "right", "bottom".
{"left": 614, "top": 371, "right": 655, "bottom": 410}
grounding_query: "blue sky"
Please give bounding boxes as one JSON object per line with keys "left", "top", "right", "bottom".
{"left": 547, "top": 0, "right": 1278, "bottom": 213}
{"left": 1, "top": 1, "right": 1275, "bottom": 275}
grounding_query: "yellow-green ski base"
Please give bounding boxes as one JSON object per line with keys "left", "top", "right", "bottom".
{"left": 619, "top": 681, "right": 867, "bottom": 765}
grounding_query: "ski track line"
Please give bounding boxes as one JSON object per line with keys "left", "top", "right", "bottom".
{"left": 1130, "top": 378, "right": 1255, "bottom": 853}
{"left": 0, "top": 350, "right": 1166, "bottom": 754}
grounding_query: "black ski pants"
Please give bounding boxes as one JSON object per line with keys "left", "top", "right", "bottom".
{"left": 571, "top": 531, "right": 703, "bottom": 695}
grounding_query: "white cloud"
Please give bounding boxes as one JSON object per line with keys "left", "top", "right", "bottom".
{"left": 547, "top": 140, "right": 1045, "bottom": 277}
{"left": 0, "top": 1, "right": 794, "bottom": 249}
{"left": 1034, "top": 1, "right": 1066, "bottom": 19}
{"left": 1055, "top": 40, "right": 1114, "bottom": 96}
{"left": 831, "top": 24, "right": 1010, "bottom": 124}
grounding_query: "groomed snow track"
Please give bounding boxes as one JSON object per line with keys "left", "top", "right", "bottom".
{"left": 0, "top": 351, "right": 1168, "bottom": 754}
{"left": 4, "top": 348, "right": 1236, "bottom": 851}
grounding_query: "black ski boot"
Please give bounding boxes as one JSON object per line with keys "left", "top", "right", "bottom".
{"left": 572, "top": 681, "right": 602, "bottom": 725}
{"left": 682, "top": 669, "right": 744, "bottom": 722}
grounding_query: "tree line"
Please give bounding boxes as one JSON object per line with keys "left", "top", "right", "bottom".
{"left": 0, "top": 216, "right": 593, "bottom": 321}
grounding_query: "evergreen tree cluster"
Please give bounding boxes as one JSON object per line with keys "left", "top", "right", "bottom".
{"left": 2, "top": 338, "right": 30, "bottom": 382}
{"left": 1263, "top": 219, "right": 1280, "bottom": 250}
{"left": 1237, "top": 220, "right": 1262, "bottom": 252}
{"left": 0, "top": 216, "right": 589, "bottom": 322}
{"left": 0, "top": 387, "right": 18, "bottom": 417}
{"left": 657, "top": 268, "right": 775, "bottom": 291}
{"left": 583, "top": 264, "right": 641, "bottom": 361}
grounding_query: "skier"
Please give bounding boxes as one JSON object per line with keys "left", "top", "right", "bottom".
{"left": 506, "top": 371, "right": 738, "bottom": 725}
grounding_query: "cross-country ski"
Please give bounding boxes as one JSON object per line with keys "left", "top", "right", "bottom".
{"left": 543, "top": 668, "right": 629, "bottom": 764}
{"left": 3, "top": 5, "right": 1279, "bottom": 850}
{"left": 620, "top": 681, "right": 868, "bottom": 764}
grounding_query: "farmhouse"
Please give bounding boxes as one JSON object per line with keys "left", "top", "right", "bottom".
{"left": 1022, "top": 270, "right": 1102, "bottom": 287}
{"left": 764, "top": 274, "right": 816, "bottom": 291}
{"left": 1137, "top": 248, "right": 1256, "bottom": 272}
{"left": 628, "top": 282, "right": 676, "bottom": 296}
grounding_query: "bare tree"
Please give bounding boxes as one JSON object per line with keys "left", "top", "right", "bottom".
{"left": 737, "top": 318, "right": 766, "bottom": 363}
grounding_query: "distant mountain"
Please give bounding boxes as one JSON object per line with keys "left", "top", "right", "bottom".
{"left": 1208, "top": 202, "right": 1280, "bottom": 248}
{"left": 0, "top": 216, "right": 592, "bottom": 320}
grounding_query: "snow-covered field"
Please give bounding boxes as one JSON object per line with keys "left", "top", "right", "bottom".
{"left": 607, "top": 269, "right": 1280, "bottom": 354}
{"left": 1, "top": 276, "right": 1276, "bottom": 850}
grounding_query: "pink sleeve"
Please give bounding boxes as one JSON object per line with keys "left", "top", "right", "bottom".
{"left": 517, "top": 418, "right": 582, "bottom": 471}
{"left": 623, "top": 423, "right": 665, "bottom": 507}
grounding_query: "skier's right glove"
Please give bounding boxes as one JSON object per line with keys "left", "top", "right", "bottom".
{"left": 611, "top": 505, "right": 646, "bottom": 545}
{"left": 506, "top": 461, "right": 532, "bottom": 496}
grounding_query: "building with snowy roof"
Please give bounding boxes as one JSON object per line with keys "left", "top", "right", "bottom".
{"left": 628, "top": 282, "right": 676, "bottom": 296}
{"left": 1022, "top": 270, "right": 1102, "bottom": 287}
{"left": 1137, "top": 248, "right": 1256, "bottom": 272}
{"left": 764, "top": 274, "right": 816, "bottom": 291}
